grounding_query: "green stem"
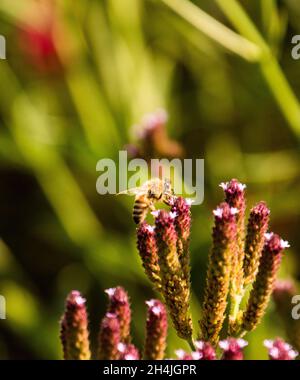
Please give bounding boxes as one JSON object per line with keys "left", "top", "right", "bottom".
{"left": 187, "top": 337, "right": 195, "bottom": 351}
{"left": 228, "top": 290, "right": 243, "bottom": 336}
{"left": 160, "top": 0, "right": 261, "bottom": 61}
{"left": 230, "top": 293, "right": 242, "bottom": 322}
{"left": 215, "top": 0, "right": 300, "bottom": 138}
{"left": 161, "top": 0, "right": 300, "bottom": 138}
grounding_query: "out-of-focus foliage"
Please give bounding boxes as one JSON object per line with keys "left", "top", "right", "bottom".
{"left": 0, "top": 0, "right": 299, "bottom": 359}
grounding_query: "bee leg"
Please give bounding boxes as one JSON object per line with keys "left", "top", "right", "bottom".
{"left": 149, "top": 202, "right": 156, "bottom": 211}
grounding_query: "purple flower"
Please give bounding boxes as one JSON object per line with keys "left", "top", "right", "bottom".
{"left": 155, "top": 210, "right": 193, "bottom": 341}
{"left": 137, "top": 222, "right": 161, "bottom": 290}
{"left": 219, "top": 338, "right": 248, "bottom": 360}
{"left": 175, "top": 350, "right": 200, "bottom": 360}
{"left": 221, "top": 180, "right": 246, "bottom": 332}
{"left": 171, "top": 196, "right": 191, "bottom": 245}
{"left": 273, "top": 279, "right": 296, "bottom": 299}
{"left": 264, "top": 338, "right": 298, "bottom": 360}
{"left": 194, "top": 341, "right": 216, "bottom": 360}
{"left": 171, "top": 197, "right": 192, "bottom": 285}
{"left": 174, "top": 342, "right": 216, "bottom": 360}
{"left": 105, "top": 287, "right": 131, "bottom": 343}
{"left": 220, "top": 179, "right": 246, "bottom": 250}
{"left": 98, "top": 313, "right": 121, "bottom": 360}
{"left": 118, "top": 343, "right": 140, "bottom": 360}
{"left": 272, "top": 280, "right": 300, "bottom": 354}
{"left": 200, "top": 203, "right": 237, "bottom": 345}
{"left": 60, "top": 290, "right": 91, "bottom": 360}
{"left": 243, "top": 202, "right": 270, "bottom": 286}
{"left": 241, "top": 233, "right": 289, "bottom": 332}
{"left": 135, "top": 109, "right": 184, "bottom": 159}
{"left": 138, "top": 109, "right": 168, "bottom": 137}
{"left": 144, "top": 300, "right": 168, "bottom": 360}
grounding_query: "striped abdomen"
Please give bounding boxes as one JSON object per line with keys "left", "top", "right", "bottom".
{"left": 133, "top": 196, "right": 149, "bottom": 224}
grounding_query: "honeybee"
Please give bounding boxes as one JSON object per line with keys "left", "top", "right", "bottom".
{"left": 117, "top": 178, "right": 175, "bottom": 224}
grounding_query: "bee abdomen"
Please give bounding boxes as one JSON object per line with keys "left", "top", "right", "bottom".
{"left": 133, "top": 200, "right": 148, "bottom": 224}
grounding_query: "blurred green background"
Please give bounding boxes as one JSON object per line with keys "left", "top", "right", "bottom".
{"left": 0, "top": 0, "right": 299, "bottom": 359}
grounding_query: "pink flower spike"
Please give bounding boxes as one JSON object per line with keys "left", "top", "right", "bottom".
{"left": 219, "top": 182, "right": 228, "bottom": 190}
{"left": 219, "top": 338, "right": 248, "bottom": 360}
{"left": 230, "top": 207, "right": 239, "bottom": 215}
{"left": 280, "top": 240, "right": 290, "bottom": 249}
{"left": 146, "top": 225, "right": 155, "bottom": 233}
{"left": 175, "top": 349, "right": 194, "bottom": 360}
{"left": 264, "top": 338, "right": 298, "bottom": 360}
{"left": 104, "top": 288, "right": 115, "bottom": 298}
{"left": 194, "top": 341, "right": 216, "bottom": 360}
{"left": 213, "top": 207, "right": 224, "bottom": 218}
{"left": 219, "top": 180, "right": 246, "bottom": 192}
{"left": 137, "top": 222, "right": 161, "bottom": 291}
{"left": 144, "top": 299, "right": 167, "bottom": 360}
{"left": 191, "top": 352, "right": 202, "bottom": 360}
{"left": 118, "top": 343, "right": 140, "bottom": 360}
{"left": 264, "top": 232, "right": 274, "bottom": 241}
{"left": 169, "top": 211, "right": 177, "bottom": 219}
{"left": 151, "top": 210, "right": 160, "bottom": 218}
{"left": 213, "top": 205, "right": 238, "bottom": 219}
{"left": 185, "top": 198, "right": 195, "bottom": 206}
{"left": 60, "top": 291, "right": 91, "bottom": 360}
{"left": 98, "top": 313, "right": 121, "bottom": 360}
{"left": 105, "top": 286, "right": 131, "bottom": 343}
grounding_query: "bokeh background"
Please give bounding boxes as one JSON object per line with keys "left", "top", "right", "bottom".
{"left": 0, "top": 0, "right": 299, "bottom": 359}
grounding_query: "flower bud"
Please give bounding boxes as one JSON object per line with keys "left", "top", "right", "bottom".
{"left": 241, "top": 233, "right": 289, "bottom": 332}
{"left": 105, "top": 287, "right": 131, "bottom": 343}
{"left": 98, "top": 313, "right": 121, "bottom": 360}
{"left": 200, "top": 203, "right": 237, "bottom": 345}
{"left": 171, "top": 197, "right": 192, "bottom": 283}
{"left": 273, "top": 280, "right": 300, "bottom": 352}
{"left": 144, "top": 300, "right": 168, "bottom": 360}
{"left": 155, "top": 210, "right": 193, "bottom": 341}
{"left": 118, "top": 343, "right": 140, "bottom": 360}
{"left": 220, "top": 179, "right": 246, "bottom": 258}
{"left": 60, "top": 291, "right": 91, "bottom": 360}
{"left": 219, "top": 338, "right": 248, "bottom": 360}
{"left": 220, "top": 180, "right": 246, "bottom": 326}
{"left": 137, "top": 222, "right": 161, "bottom": 290}
{"left": 174, "top": 349, "right": 198, "bottom": 360}
{"left": 136, "top": 109, "right": 184, "bottom": 159}
{"left": 243, "top": 202, "right": 270, "bottom": 286}
{"left": 264, "top": 338, "right": 298, "bottom": 360}
{"left": 194, "top": 341, "right": 216, "bottom": 360}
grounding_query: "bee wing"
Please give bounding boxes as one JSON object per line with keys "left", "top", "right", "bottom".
{"left": 116, "top": 187, "right": 145, "bottom": 196}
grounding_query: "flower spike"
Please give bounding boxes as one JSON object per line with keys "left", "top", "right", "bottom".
{"left": 194, "top": 341, "right": 216, "bottom": 360}
{"left": 219, "top": 338, "right": 248, "bottom": 360}
{"left": 105, "top": 287, "right": 131, "bottom": 343}
{"left": 241, "top": 233, "right": 288, "bottom": 332}
{"left": 98, "top": 313, "right": 121, "bottom": 360}
{"left": 144, "top": 300, "right": 168, "bottom": 360}
{"left": 221, "top": 180, "right": 247, "bottom": 332}
{"left": 200, "top": 202, "right": 237, "bottom": 345}
{"left": 155, "top": 210, "right": 193, "bottom": 341}
{"left": 60, "top": 290, "right": 91, "bottom": 360}
{"left": 273, "top": 280, "right": 300, "bottom": 352}
{"left": 171, "top": 197, "right": 192, "bottom": 284}
{"left": 137, "top": 222, "right": 161, "bottom": 291}
{"left": 118, "top": 343, "right": 140, "bottom": 360}
{"left": 243, "top": 202, "right": 270, "bottom": 287}
{"left": 264, "top": 338, "right": 298, "bottom": 360}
